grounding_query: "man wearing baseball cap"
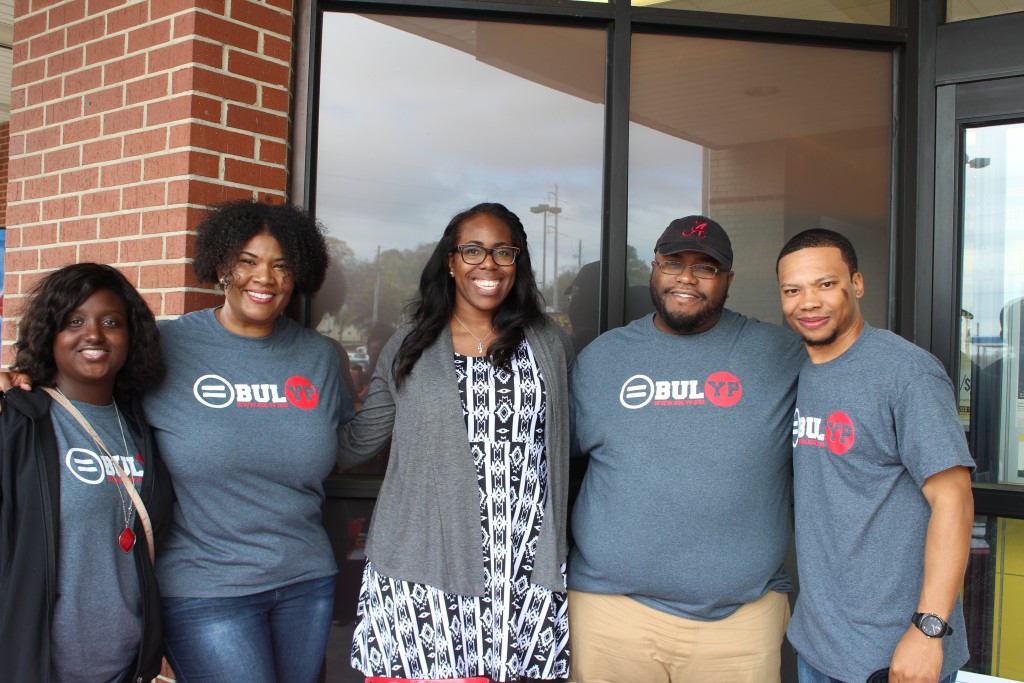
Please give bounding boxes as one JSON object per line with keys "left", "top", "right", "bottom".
{"left": 567, "top": 215, "right": 806, "bottom": 682}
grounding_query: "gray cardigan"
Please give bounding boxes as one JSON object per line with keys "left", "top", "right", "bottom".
{"left": 338, "top": 317, "right": 574, "bottom": 596}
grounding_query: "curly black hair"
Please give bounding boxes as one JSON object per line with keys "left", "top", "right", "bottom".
{"left": 12, "top": 263, "right": 166, "bottom": 398}
{"left": 393, "top": 202, "right": 544, "bottom": 386}
{"left": 192, "top": 199, "right": 330, "bottom": 295}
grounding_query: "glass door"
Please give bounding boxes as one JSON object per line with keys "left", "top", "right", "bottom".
{"left": 959, "top": 118, "right": 1024, "bottom": 680}
{"left": 962, "top": 121, "right": 1024, "bottom": 488}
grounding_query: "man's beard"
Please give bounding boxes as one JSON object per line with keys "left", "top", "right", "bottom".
{"left": 801, "top": 329, "right": 839, "bottom": 347}
{"left": 649, "top": 281, "right": 727, "bottom": 334}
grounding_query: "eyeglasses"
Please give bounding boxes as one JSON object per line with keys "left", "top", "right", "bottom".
{"left": 653, "top": 261, "right": 725, "bottom": 279}
{"left": 452, "top": 244, "right": 521, "bottom": 266}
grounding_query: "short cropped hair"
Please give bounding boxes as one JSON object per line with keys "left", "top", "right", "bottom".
{"left": 192, "top": 199, "right": 330, "bottom": 295}
{"left": 13, "top": 263, "right": 165, "bottom": 397}
{"left": 776, "top": 228, "right": 859, "bottom": 276}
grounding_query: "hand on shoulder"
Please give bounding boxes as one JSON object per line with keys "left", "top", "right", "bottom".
{"left": 0, "top": 372, "right": 34, "bottom": 414}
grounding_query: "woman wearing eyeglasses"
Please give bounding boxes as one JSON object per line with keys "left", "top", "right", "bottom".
{"left": 340, "top": 202, "right": 574, "bottom": 682}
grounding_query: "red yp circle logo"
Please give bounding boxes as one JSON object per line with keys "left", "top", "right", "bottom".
{"left": 704, "top": 371, "right": 742, "bottom": 408}
{"left": 825, "top": 411, "right": 855, "bottom": 455}
{"left": 285, "top": 376, "right": 319, "bottom": 410}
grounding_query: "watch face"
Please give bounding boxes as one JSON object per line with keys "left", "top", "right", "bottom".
{"left": 920, "top": 615, "right": 944, "bottom": 637}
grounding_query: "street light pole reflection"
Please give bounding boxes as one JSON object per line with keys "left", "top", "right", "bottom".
{"left": 530, "top": 186, "right": 563, "bottom": 311}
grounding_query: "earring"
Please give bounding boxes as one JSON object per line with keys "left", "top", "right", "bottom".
{"left": 219, "top": 277, "right": 229, "bottom": 288}
{"left": 449, "top": 271, "right": 454, "bottom": 277}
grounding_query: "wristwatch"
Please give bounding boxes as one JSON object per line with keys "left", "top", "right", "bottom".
{"left": 912, "top": 612, "right": 953, "bottom": 638}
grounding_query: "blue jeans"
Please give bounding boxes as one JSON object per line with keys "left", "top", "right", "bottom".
{"left": 797, "top": 652, "right": 957, "bottom": 683}
{"left": 162, "top": 574, "right": 336, "bottom": 683}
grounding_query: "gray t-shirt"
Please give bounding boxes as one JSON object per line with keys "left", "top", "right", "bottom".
{"left": 568, "top": 311, "right": 806, "bottom": 620}
{"left": 146, "top": 309, "right": 354, "bottom": 597}
{"left": 787, "top": 324, "right": 974, "bottom": 681}
{"left": 50, "top": 399, "right": 142, "bottom": 683}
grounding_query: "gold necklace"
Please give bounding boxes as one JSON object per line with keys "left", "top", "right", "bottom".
{"left": 452, "top": 313, "right": 494, "bottom": 354}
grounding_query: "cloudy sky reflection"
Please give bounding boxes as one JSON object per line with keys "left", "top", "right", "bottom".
{"left": 315, "top": 13, "right": 702, "bottom": 276}
{"left": 316, "top": 14, "right": 607, "bottom": 267}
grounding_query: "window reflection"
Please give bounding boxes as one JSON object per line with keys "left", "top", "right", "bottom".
{"left": 322, "top": 497, "right": 376, "bottom": 682}
{"left": 631, "top": 0, "right": 892, "bottom": 26}
{"left": 963, "top": 515, "right": 1024, "bottom": 679}
{"left": 947, "top": 0, "right": 1024, "bottom": 23}
{"left": 315, "top": 14, "right": 607, "bottom": 376}
{"left": 961, "top": 122, "right": 1024, "bottom": 487}
{"left": 315, "top": 17, "right": 606, "bottom": 677}
{"left": 628, "top": 35, "right": 892, "bottom": 326}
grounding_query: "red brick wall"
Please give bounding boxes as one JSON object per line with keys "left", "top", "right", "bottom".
{"left": 4, "top": 0, "right": 297, "bottom": 366}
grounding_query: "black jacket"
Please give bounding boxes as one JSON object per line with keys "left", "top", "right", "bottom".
{"left": 0, "top": 388, "right": 173, "bottom": 683}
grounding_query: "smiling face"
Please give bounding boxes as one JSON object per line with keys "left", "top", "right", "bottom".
{"left": 447, "top": 212, "right": 517, "bottom": 319}
{"left": 218, "top": 231, "right": 295, "bottom": 337}
{"left": 778, "top": 245, "right": 865, "bottom": 363}
{"left": 53, "top": 289, "right": 129, "bottom": 404}
{"left": 649, "top": 250, "right": 734, "bottom": 335}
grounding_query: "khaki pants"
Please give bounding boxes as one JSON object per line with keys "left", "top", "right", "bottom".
{"left": 568, "top": 589, "right": 790, "bottom": 683}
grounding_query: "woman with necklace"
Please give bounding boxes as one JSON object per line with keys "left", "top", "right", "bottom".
{"left": 0, "top": 263, "right": 171, "bottom": 683}
{"left": 341, "top": 202, "right": 575, "bottom": 682}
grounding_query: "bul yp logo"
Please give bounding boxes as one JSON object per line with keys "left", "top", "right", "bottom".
{"left": 65, "top": 448, "right": 144, "bottom": 484}
{"left": 792, "top": 409, "right": 855, "bottom": 455}
{"left": 619, "top": 371, "right": 743, "bottom": 409}
{"left": 825, "top": 411, "right": 855, "bottom": 455}
{"left": 192, "top": 374, "right": 321, "bottom": 410}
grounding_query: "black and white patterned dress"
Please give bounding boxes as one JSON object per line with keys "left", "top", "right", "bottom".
{"left": 351, "top": 339, "right": 570, "bottom": 681}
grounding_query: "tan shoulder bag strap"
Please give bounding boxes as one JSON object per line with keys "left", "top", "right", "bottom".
{"left": 43, "top": 387, "right": 156, "bottom": 564}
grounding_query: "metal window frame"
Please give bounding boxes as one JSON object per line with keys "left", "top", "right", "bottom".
{"left": 300, "top": 0, "right": 911, "bottom": 500}
{"left": 304, "top": 0, "right": 908, "bottom": 330}
{"left": 930, "top": 12, "right": 1024, "bottom": 521}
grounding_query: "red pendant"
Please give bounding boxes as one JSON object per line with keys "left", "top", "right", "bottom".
{"left": 118, "top": 527, "right": 136, "bottom": 553}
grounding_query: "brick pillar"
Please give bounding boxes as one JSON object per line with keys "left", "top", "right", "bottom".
{"left": 4, "top": 0, "right": 297, "bottom": 365}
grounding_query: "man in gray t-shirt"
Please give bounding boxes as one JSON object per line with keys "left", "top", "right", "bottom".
{"left": 568, "top": 216, "right": 806, "bottom": 683}
{"left": 777, "top": 229, "right": 974, "bottom": 683}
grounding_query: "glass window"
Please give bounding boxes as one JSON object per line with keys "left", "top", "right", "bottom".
{"left": 947, "top": 0, "right": 1024, "bottom": 22}
{"left": 963, "top": 515, "right": 1024, "bottom": 679}
{"left": 630, "top": 0, "right": 892, "bottom": 26}
{"left": 314, "top": 16, "right": 606, "bottom": 679}
{"left": 961, "top": 122, "right": 1024, "bottom": 487}
{"left": 321, "top": 496, "right": 375, "bottom": 682}
{"left": 628, "top": 35, "right": 893, "bottom": 325}
{"left": 314, "top": 14, "right": 607, "bottom": 372}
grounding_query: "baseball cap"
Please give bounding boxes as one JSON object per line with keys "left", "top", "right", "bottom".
{"left": 654, "top": 215, "right": 733, "bottom": 270}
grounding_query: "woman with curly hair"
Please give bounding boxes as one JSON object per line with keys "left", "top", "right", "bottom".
{"left": 142, "top": 199, "right": 356, "bottom": 682}
{"left": 340, "top": 202, "right": 575, "bottom": 681}
{"left": 0, "top": 263, "right": 172, "bottom": 683}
